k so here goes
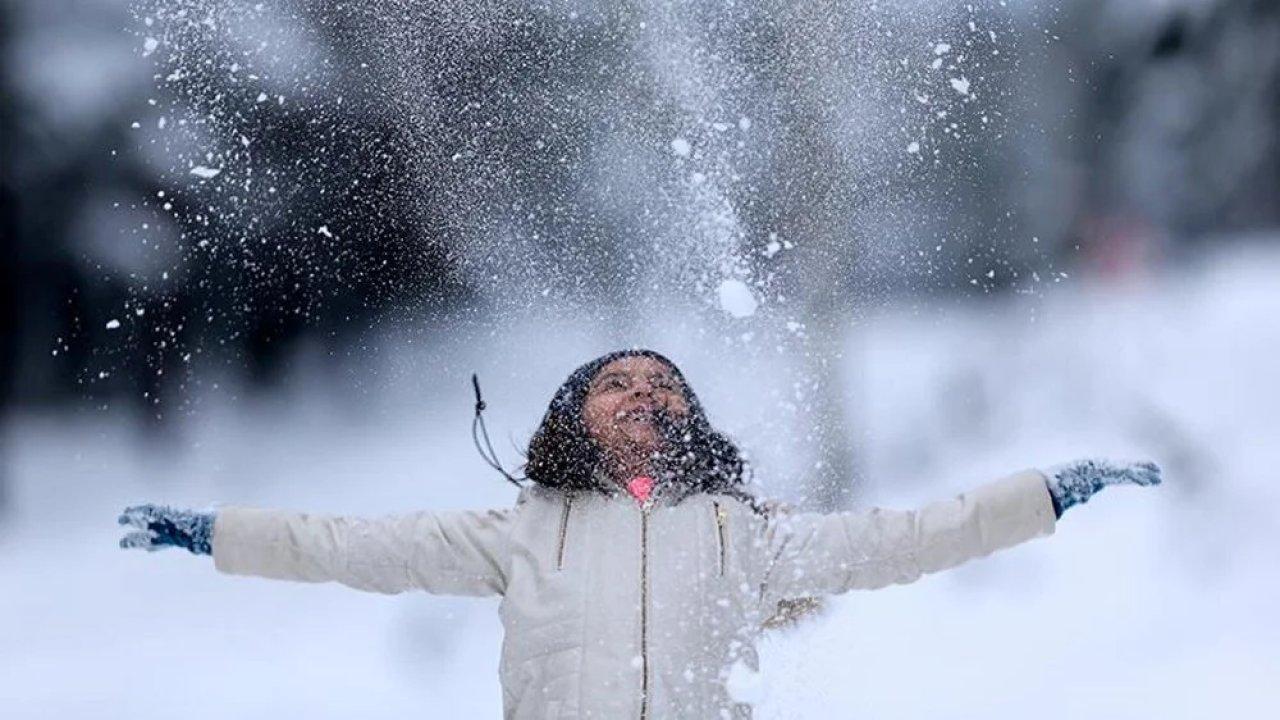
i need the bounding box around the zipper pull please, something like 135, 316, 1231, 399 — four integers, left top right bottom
713, 501, 728, 576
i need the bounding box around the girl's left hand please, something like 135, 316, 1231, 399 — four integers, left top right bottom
1042, 459, 1162, 517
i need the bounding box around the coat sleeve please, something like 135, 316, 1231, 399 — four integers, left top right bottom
211, 505, 514, 596
760, 469, 1056, 600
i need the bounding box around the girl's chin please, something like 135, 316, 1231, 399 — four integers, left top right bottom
625, 435, 661, 450
619, 429, 663, 450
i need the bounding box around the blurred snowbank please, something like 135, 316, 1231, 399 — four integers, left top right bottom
762, 245, 1280, 719
2, 244, 1277, 718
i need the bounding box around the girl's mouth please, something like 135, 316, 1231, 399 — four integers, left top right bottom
617, 405, 658, 423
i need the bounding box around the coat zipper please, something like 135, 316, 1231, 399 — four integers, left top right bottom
713, 501, 728, 577
639, 502, 651, 720
555, 495, 573, 570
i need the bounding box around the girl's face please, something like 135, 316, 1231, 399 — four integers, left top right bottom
582, 356, 691, 463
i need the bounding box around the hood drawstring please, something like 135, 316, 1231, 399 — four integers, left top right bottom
471, 373, 526, 488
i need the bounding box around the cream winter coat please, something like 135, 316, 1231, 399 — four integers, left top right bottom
212, 469, 1057, 719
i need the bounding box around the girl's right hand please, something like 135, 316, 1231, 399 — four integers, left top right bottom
118, 504, 215, 556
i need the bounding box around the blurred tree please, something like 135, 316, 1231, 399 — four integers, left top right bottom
0, 0, 15, 510
6, 0, 1277, 452
1037, 0, 1280, 266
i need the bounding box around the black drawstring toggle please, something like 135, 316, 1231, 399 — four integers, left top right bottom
471, 373, 525, 488
472, 374, 486, 414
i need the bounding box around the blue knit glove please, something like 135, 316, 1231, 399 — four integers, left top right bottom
1042, 459, 1162, 518
118, 504, 215, 556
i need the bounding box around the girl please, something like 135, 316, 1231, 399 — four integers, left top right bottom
119, 348, 1160, 719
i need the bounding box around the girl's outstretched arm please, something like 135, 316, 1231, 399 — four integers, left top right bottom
760, 459, 1160, 602
118, 503, 515, 597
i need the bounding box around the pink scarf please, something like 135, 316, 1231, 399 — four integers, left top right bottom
626, 475, 655, 504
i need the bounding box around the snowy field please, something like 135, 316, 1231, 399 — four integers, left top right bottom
2, 244, 1278, 718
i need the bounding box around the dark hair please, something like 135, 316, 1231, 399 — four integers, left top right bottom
524, 349, 753, 505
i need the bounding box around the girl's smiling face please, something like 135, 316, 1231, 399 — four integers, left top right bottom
581, 355, 691, 467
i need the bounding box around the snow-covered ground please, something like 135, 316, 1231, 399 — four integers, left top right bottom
2, 244, 1277, 718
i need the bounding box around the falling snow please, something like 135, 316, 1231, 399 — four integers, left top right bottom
717, 279, 758, 319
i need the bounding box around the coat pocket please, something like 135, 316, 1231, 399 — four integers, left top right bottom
712, 501, 729, 577
555, 495, 573, 571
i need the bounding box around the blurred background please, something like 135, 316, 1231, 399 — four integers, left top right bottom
2, 0, 1277, 717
